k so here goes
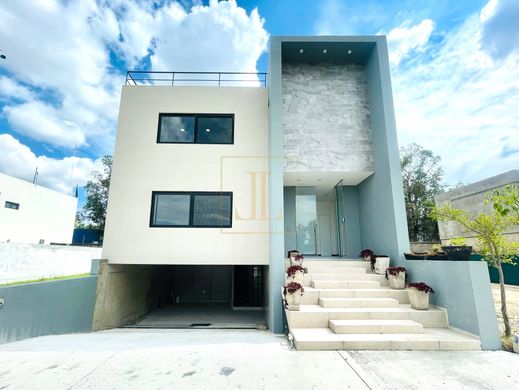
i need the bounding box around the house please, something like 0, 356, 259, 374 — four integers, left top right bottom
0, 172, 77, 245
436, 169, 519, 247
94, 36, 500, 350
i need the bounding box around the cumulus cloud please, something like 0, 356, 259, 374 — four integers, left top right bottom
0, 134, 97, 194
0, 0, 268, 193
384, 19, 434, 66
391, 5, 519, 183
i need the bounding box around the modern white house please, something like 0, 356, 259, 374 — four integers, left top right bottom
94, 36, 500, 350
0, 172, 77, 245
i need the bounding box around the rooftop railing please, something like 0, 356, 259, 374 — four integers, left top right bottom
126, 71, 268, 87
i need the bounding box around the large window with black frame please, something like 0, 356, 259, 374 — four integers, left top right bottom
157, 114, 234, 144
150, 191, 232, 228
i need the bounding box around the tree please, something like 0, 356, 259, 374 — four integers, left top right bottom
79, 155, 112, 232
400, 143, 445, 241
431, 204, 519, 337
488, 185, 519, 217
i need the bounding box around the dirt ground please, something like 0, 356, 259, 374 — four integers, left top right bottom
492, 283, 519, 336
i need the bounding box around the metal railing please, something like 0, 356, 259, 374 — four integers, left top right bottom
126, 71, 267, 87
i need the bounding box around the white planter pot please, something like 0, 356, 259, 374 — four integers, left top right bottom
285, 289, 303, 311
363, 255, 371, 262
513, 335, 519, 354
408, 287, 430, 310
291, 258, 304, 267
287, 270, 304, 284
375, 257, 390, 275
388, 272, 406, 289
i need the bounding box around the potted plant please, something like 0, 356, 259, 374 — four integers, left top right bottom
283, 282, 304, 311
404, 252, 428, 260
286, 265, 305, 284
291, 254, 304, 266
426, 244, 448, 260
359, 249, 374, 262
288, 250, 300, 261
407, 282, 435, 310
442, 237, 472, 261
385, 267, 407, 289
373, 255, 390, 274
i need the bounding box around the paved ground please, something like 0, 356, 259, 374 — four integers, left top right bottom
1, 329, 518, 390
492, 284, 519, 335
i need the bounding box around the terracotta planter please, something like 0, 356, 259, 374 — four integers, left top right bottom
285, 289, 303, 311
287, 270, 304, 284
374, 256, 390, 275
408, 287, 430, 310
388, 272, 406, 289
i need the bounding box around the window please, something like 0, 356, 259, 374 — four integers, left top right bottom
157, 114, 234, 144
150, 192, 232, 228
5, 201, 19, 210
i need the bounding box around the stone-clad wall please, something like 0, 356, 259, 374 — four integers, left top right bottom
282, 62, 374, 173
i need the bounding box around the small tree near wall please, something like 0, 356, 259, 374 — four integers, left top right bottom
431, 205, 519, 338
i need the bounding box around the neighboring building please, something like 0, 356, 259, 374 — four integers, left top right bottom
93, 36, 416, 333
436, 169, 519, 247
0, 172, 77, 245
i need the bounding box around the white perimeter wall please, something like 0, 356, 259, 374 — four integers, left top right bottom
103, 86, 269, 265
0, 173, 77, 244
0, 242, 101, 284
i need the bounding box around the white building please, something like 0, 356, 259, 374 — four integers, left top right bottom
0, 172, 77, 245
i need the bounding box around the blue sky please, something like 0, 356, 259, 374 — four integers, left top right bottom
0, 0, 518, 208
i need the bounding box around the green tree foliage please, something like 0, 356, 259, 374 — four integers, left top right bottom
487, 185, 519, 217
79, 155, 112, 232
400, 143, 445, 241
431, 204, 519, 337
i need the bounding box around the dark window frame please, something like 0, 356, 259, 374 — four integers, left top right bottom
4, 201, 20, 210
150, 191, 233, 228
157, 113, 235, 145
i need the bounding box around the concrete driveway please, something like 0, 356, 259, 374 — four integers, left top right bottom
0, 329, 518, 390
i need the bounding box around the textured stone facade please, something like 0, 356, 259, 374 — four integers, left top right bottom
282, 62, 374, 173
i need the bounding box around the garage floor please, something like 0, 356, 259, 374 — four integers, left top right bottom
131, 303, 266, 329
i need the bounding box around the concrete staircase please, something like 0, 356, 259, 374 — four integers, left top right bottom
286, 259, 481, 351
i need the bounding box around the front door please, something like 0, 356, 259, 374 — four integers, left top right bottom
335, 181, 348, 257
295, 193, 317, 255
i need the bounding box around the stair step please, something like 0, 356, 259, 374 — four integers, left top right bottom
303, 260, 368, 267
285, 305, 449, 328
329, 319, 423, 334
320, 297, 399, 308
309, 274, 386, 281
290, 328, 481, 351
306, 267, 367, 274
301, 288, 409, 305
311, 280, 381, 289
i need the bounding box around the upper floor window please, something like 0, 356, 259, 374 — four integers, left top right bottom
150, 191, 232, 228
5, 201, 20, 210
157, 114, 234, 144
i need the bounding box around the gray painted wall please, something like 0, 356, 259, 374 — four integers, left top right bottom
0, 276, 97, 344
404, 260, 501, 350
282, 62, 374, 174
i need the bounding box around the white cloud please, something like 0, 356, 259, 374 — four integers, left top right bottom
0, 76, 35, 102
0, 133, 97, 194
384, 19, 434, 66
0, 0, 268, 191
391, 4, 519, 184
480, 0, 519, 59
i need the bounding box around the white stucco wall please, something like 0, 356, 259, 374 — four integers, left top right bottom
102, 86, 269, 265
0, 173, 77, 244
0, 243, 101, 284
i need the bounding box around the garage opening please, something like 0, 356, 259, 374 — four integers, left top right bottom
131, 265, 266, 329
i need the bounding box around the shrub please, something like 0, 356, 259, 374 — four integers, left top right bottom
407, 282, 435, 294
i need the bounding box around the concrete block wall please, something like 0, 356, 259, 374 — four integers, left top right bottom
282, 62, 374, 173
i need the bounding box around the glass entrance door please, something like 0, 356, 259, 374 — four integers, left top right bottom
295, 194, 317, 255
335, 180, 348, 257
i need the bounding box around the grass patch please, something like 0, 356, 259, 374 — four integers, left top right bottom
0, 273, 90, 287
501, 334, 514, 351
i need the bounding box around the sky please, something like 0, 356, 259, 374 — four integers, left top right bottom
0, 0, 518, 207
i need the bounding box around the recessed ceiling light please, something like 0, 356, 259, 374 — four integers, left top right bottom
347, 49, 352, 55
179, 128, 185, 132
323, 49, 327, 54
206, 128, 211, 132
299, 49, 304, 54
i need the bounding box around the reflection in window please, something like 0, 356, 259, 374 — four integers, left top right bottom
196, 116, 233, 144
4, 201, 20, 210
158, 115, 195, 143
152, 194, 191, 226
